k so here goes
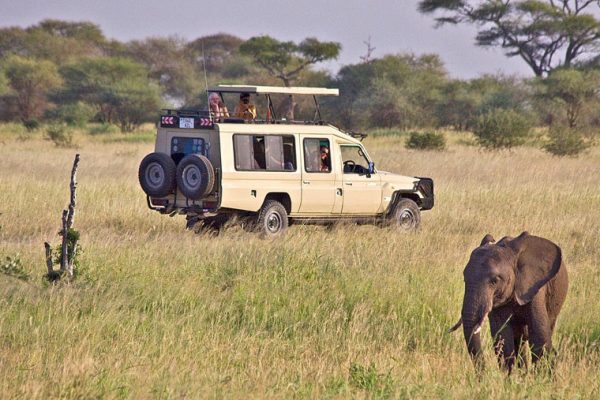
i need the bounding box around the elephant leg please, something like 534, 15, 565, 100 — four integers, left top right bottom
489, 308, 516, 372
512, 324, 528, 369
527, 298, 553, 365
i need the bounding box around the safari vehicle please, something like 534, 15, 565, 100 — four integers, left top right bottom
138, 85, 434, 237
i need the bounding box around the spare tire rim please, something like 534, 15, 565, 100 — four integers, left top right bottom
266, 211, 282, 233
399, 209, 415, 228
146, 162, 165, 189
182, 164, 202, 190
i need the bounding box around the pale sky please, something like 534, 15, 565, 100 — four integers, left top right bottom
0, 0, 531, 79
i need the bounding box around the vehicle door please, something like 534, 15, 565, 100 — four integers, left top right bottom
339, 144, 382, 214
298, 136, 341, 213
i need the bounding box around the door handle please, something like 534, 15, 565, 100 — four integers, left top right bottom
345, 182, 353, 186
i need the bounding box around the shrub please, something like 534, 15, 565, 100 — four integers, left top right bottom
0, 255, 29, 281
348, 363, 393, 397
45, 102, 95, 127
23, 119, 40, 132
473, 109, 532, 149
405, 131, 446, 151
46, 123, 74, 147
88, 123, 120, 135
544, 126, 591, 156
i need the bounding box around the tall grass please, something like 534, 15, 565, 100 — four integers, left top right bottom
0, 131, 599, 398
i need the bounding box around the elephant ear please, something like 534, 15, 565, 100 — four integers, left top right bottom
480, 234, 496, 246
509, 232, 562, 305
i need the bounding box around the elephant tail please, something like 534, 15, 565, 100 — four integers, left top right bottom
448, 317, 462, 333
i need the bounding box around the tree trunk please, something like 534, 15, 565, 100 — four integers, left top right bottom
284, 95, 295, 120
281, 77, 295, 120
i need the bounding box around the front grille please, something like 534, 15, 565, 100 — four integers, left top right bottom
417, 177, 434, 210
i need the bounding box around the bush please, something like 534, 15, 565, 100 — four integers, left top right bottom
46, 123, 74, 147
349, 363, 393, 397
473, 109, 532, 149
543, 126, 591, 156
405, 131, 446, 151
23, 119, 40, 132
45, 102, 95, 127
88, 123, 120, 135
0, 255, 29, 281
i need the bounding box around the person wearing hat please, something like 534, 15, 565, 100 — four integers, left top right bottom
234, 92, 257, 120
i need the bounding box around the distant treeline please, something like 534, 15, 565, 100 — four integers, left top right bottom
1, 19, 600, 138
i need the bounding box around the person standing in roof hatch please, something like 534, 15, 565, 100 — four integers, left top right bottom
234, 92, 257, 120
208, 92, 229, 120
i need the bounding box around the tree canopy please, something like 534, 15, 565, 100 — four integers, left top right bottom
0, 17, 599, 149
418, 0, 600, 76
240, 36, 341, 87
240, 36, 340, 118
2, 55, 62, 122
56, 57, 162, 131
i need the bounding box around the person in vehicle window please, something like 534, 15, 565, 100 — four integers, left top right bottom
234, 92, 257, 120
208, 92, 229, 120
320, 146, 330, 172
283, 144, 295, 170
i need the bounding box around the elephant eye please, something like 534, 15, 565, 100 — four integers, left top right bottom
490, 277, 499, 285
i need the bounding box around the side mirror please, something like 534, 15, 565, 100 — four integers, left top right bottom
368, 161, 375, 174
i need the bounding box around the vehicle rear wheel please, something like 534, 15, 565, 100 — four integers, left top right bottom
138, 152, 177, 197
256, 200, 288, 238
390, 198, 421, 231
176, 154, 215, 200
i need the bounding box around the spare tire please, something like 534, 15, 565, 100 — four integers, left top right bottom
176, 154, 215, 200
139, 152, 176, 197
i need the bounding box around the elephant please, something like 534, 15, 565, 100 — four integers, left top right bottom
449, 232, 568, 372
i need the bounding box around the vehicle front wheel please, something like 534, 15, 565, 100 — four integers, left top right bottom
390, 198, 421, 231
256, 200, 288, 238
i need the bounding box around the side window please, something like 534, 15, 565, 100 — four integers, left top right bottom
304, 138, 331, 173
341, 145, 370, 174
234, 134, 296, 171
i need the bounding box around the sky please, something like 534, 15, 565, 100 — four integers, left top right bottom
0, 0, 532, 79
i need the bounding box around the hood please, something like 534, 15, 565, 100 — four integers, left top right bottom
378, 170, 419, 188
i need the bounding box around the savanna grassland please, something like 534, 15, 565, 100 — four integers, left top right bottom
0, 125, 599, 399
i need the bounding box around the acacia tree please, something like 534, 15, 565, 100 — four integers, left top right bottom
3, 55, 62, 123
126, 37, 201, 106
57, 57, 162, 131
535, 68, 600, 127
240, 36, 340, 119
418, 0, 600, 76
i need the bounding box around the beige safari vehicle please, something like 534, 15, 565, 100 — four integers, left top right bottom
138, 85, 434, 237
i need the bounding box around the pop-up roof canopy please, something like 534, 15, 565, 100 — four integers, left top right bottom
208, 85, 339, 96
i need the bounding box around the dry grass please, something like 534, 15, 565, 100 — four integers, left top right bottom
0, 127, 599, 399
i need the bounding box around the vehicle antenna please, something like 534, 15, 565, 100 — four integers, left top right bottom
201, 41, 212, 122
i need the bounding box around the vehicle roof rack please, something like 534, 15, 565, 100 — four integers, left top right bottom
348, 131, 368, 141
208, 85, 339, 96
162, 109, 210, 117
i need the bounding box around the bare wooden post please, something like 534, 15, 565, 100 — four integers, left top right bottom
46, 154, 80, 279
63, 154, 80, 277
66, 154, 80, 230
60, 209, 69, 273
44, 242, 53, 275
67, 242, 78, 276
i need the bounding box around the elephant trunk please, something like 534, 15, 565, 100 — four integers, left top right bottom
461, 292, 491, 370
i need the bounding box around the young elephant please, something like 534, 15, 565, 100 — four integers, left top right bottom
449, 232, 568, 372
